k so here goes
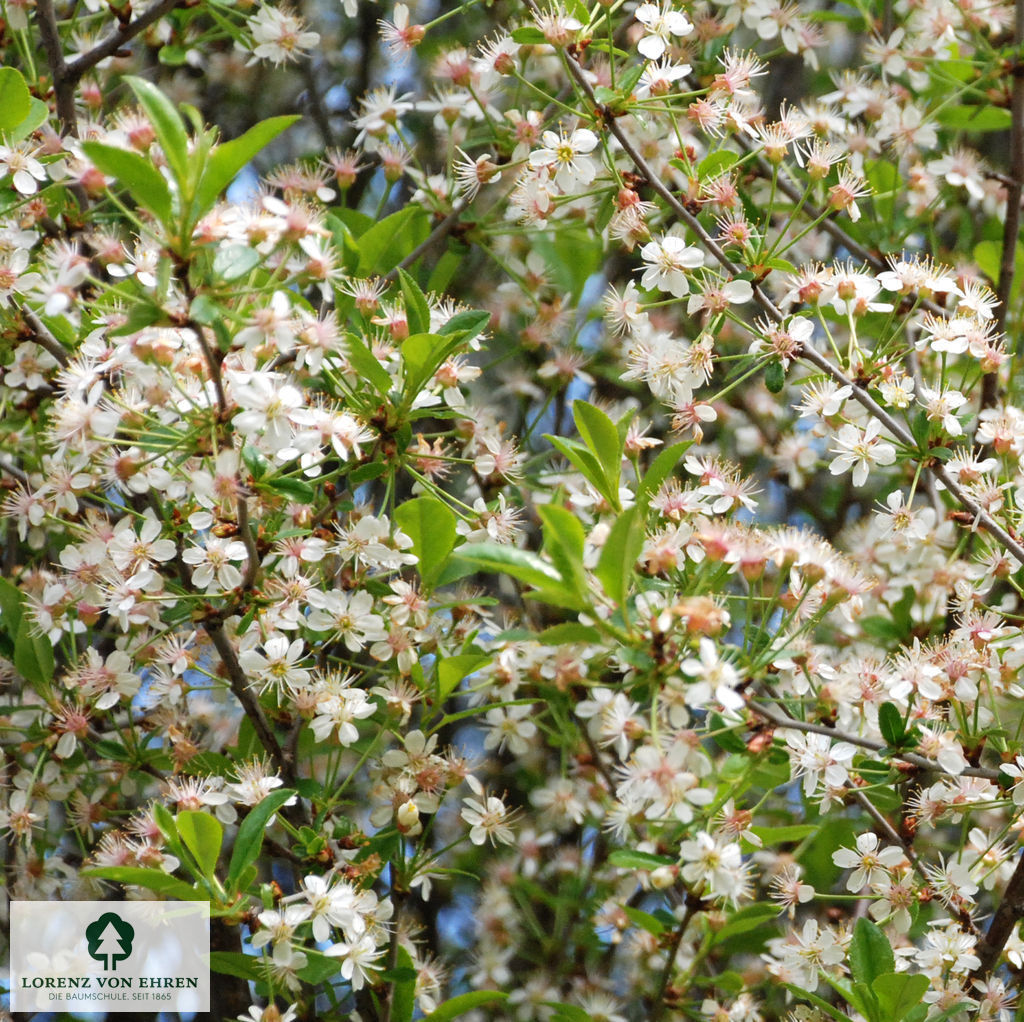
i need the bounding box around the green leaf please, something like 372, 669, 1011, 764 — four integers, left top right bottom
850, 918, 895, 988
125, 76, 191, 194
391, 946, 416, 1022
213, 243, 260, 281
227, 788, 296, 886
6, 96, 48, 143
937, 105, 1011, 131
537, 623, 602, 644
608, 849, 674, 870
748, 824, 818, 845
345, 332, 393, 398
538, 503, 587, 600
595, 506, 644, 608
437, 308, 490, 342
81, 142, 173, 226
14, 617, 54, 687
82, 866, 205, 901
195, 114, 300, 216
618, 62, 646, 97
543, 1004, 594, 1022
783, 985, 853, 1022
0, 576, 24, 637
637, 441, 691, 507
209, 951, 260, 981
872, 972, 929, 1022
455, 542, 563, 589
424, 991, 509, 1020
511, 26, 546, 43
622, 906, 666, 936
397, 267, 431, 336
437, 654, 491, 702
764, 361, 785, 393
698, 150, 738, 179
546, 435, 610, 502
878, 702, 905, 747
573, 400, 622, 501
176, 811, 223, 879
395, 496, 456, 593
357, 206, 430, 276
296, 950, 343, 984
401, 332, 464, 405
0, 67, 31, 133
261, 475, 315, 504
711, 904, 780, 945
241, 444, 269, 481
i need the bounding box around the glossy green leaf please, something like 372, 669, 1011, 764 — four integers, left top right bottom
873, 972, 929, 1022
81, 141, 173, 225
395, 496, 456, 592
850, 918, 895, 988
538, 503, 587, 600
14, 617, 54, 687
424, 991, 509, 1020
176, 811, 223, 878
391, 946, 416, 1022
6, 96, 48, 142
437, 653, 491, 702
227, 788, 297, 886
213, 243, 260, 281
195, 114, 300, 216
397, 267, 431, 336
357, 205, 430, 276
345, 332, 393, 398
608, 849, 674, 870
82, 866, 205, 901
454, 542, 563, 589
262, 475, 316, 503
0, 67, 31, 133
126, 76, 190, 193
595, 506, 644, 608
209, 951, 260, 981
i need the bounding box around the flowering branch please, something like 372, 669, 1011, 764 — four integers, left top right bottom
750, 700, 1002, 781
982, 0, 1024, 411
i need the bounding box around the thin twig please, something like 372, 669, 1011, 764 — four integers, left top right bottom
206, 623, 294, 784
64, 0, 182, 81
237, 492, 261, 591
652, 891, 702, 1021
23, 307, 70, 368
851, 789, 927, 880
750, 700, 1001, 781
0, 456, 31, 487
382, 198, 469, 285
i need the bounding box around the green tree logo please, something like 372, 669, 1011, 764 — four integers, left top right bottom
86, 912, 135, 971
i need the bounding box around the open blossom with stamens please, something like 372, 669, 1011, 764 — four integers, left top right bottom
638, 232, 705, 297
829, 420, 897, 486
634, 1, 694, 59
528, 127, 599, 191
248, 6, 320, 65
832, 833, 905, 891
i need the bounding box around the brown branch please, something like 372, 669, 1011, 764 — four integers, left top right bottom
750, 700, 1001, 781
382, 197, 469, 286
64, 0, 182, 81
974, 851, 1024, 976
23, 307, 70, 368
206, 622, 295, 785
35, 0, 75, 134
